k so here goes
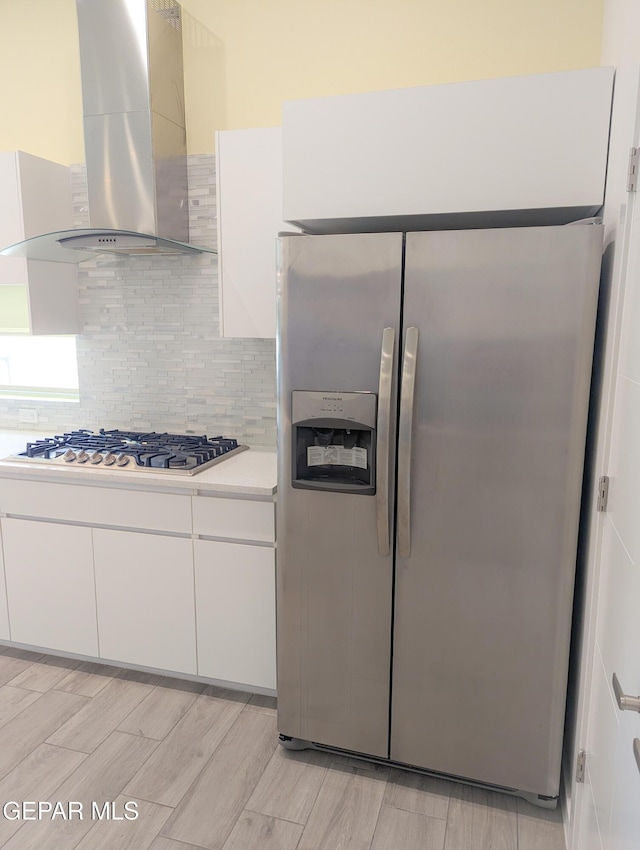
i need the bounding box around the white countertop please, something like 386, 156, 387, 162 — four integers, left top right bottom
0, 432, 277, 498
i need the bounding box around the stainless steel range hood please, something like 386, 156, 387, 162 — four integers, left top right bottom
1, 0, 214, 264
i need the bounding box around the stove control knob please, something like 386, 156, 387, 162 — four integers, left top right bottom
62, 449, 76, 463
89, 451, 103, 465
102, 453, 117, 466
75, 450, 90, 464
115, 453, 130, 467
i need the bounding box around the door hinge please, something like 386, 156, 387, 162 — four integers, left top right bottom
576, 749, 587, 783
597, 475, 609, 512
627, 147, 639, 192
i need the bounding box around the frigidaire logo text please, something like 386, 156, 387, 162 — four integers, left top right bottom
322, 396, 343, 401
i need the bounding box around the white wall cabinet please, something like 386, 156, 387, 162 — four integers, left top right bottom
0, 523, 10, 641
1, 517, 97, 655
0, 151, 79, 334
282, 67, 615, 234
216, 127, 298, 339
194, 539, 276, 690
93, 528, 197, 675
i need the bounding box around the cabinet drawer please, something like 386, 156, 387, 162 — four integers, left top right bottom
192, 495, 275, 543
0, 479, 191, 534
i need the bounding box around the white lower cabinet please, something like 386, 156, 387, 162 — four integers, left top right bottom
0, 484, 276, 691
1, 517, 97, 655
194, 539, 276, 690
0, 523, 10, 640
93, 528, 197, 675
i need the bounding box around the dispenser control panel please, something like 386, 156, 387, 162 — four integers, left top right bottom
291, 391, 377, 429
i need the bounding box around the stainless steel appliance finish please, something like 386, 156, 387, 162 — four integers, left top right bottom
11, 430, 247, 476
77, 0, 188, 241
276, 225, 603, 804
277, 232, 403, 757
0, 0, 213, 264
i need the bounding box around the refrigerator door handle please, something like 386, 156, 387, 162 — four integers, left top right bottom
376, 327, 395, 556
398, 327, 419, 559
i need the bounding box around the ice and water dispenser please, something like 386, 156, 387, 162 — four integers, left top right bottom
291, 391, 376, 494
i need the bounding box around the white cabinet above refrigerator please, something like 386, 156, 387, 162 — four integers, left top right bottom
282, 67, 615, 234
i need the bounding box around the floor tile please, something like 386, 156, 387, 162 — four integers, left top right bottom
74, 795, 173, 850
517, 798, 565, 850
3, 731, 159, 850
125, 686, 249, 807
247, 745, 331, 824
149, 837, 206, 850
46, 674, 155, 752
0, 684, 42, 727
222, 810, 303, 850
161, 711, 278, 849
371, 805, 447, 850
0, 743, 87, 845
118, 677, 204, 740
0, 689, 87, 779
0, 647, 45, 686
54, 660, 120, 697
6, 654, 82, 693
296, 762, 388, 850
444, 784, 518, 850
383, 767, 452, 819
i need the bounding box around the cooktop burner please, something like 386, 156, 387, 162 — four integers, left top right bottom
13, 429, 248, 475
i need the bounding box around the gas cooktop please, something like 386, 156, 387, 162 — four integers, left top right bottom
11, 429, 248, 475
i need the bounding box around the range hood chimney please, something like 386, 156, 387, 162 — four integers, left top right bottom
1, 0, 213, 264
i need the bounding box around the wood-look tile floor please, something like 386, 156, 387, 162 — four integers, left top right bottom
0, 646, 565, 849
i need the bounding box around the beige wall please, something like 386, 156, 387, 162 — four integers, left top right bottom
0, 0, 82, 164
1, 0, 604, 164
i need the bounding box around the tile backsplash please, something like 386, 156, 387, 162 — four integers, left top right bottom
0, 155, 277, 449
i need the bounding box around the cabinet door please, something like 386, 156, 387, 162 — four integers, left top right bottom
216, 126, 298, 338
93, 529, 196, 675
0, 522, 10, 640
194, 539, 276, 690
0, 151, 79, 334
282, 67, 614, 232
2, 517, 97, 654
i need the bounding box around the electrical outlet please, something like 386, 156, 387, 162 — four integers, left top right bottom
18, 408, 38, 424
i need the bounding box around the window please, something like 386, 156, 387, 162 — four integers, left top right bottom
0, 336, 79, 401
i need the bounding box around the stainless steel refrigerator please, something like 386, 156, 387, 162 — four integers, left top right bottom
275, 224, 603, 806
